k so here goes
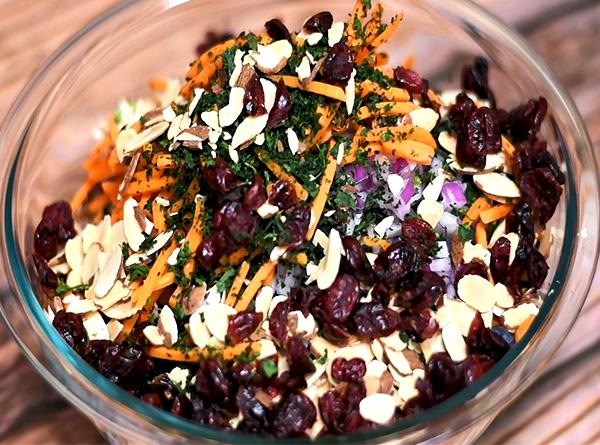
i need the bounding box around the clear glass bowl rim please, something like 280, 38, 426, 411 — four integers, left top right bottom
0, 0, 598, 443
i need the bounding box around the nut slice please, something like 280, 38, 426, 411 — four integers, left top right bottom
252, 40, 293, 74
83, 311, 109, 341
202, 303, 237, 342
457, 274, 496, 312
473, 172, 521, 198
359, 394, 396, 425
157, 305, 178, 347
122, 121, 169, 155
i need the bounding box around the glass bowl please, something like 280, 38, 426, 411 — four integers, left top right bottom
0, 0, 598, 444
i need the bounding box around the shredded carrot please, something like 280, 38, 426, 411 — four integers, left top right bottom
357, 101, 420, 120
479, 204, 515, 225
285, 252, 308, 267
70, 179, 95, 212
186, 198, 205, 252
185, 39, 237, 79
219, 247, 250, 267
372, 139, 435, 165
515, 315, 535, 342
125, 171, 175, 196
256, 150, 309, 201
346, 0, 369, 41
360, 80, 409, 102
502, 135, 516, 159
234, 261, 277, 311
154, 272, 176, 291
108, 113, 120, 142
225, 261, 250, 306
116, 314, 139, 343
154, 153, 175, 169
147, 342, 259, 363
342, 127, 366, 165
403, 53, 415, 70
366, 125, 436, 148
311, 105, 337, 146
475, 221, 488, 248
463, 197, 492, 227
132, 243, 178, 310
370, 13, 403, 49
269, 75, 346, 102
306, 153, 338, 240
152, 200, 167, 232
149, 78, 167, 92
87, 193, 110, 215
362, 236, 391, 251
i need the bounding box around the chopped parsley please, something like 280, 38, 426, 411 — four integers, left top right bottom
262, 359, 278, 378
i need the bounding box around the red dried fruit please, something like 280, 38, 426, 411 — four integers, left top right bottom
370, 282, 391, 306
32, 252, 58, 290
401, 218, 437, 251
353, 303, 400, 338
448, 92, 477, 134
272, 392, 317, 437
142, 392, 164, 408
514, 139, 565, 185
461, 56, 496, 108
243, 175, 267, 211
393, 66, 425, 95
276, 370, 307, 393
454, 258, 488, 288
289, 285, 319, 317
196, 229, 234, 269
52, 310, 86, 348
269, 300, 289, 344
396, 271, 445, 312
519, 167, 562, 224
243, 74, 267, 116
280, 206, 311, 248
230, 362, 255, 385
227, 311, 263, 344
374, 238, 426, 283
265, 18, 291, 40
466, 312, 510, 360
212, 201, 258, 244
319, 274, 361, 324
319, 381, 366, 433
172, 393, 193, 418
489, 237, 510, 284
267, 78, 292, 128
33, 200, 76, 260
321, 322, 352, 345
202, 157, 240, 193
457, 107, 501, 168
508, 97, 547, 143
268, 179, 298, 210
331, 357, 366, 383
286, 336, 316, 376
322, 43, 354, 84
341, 236, 373, 283
195, 359, 234, 404
236, 387, 269, 431
195, 31, 234, 56
505, 202, 535, 245
303, 11, 333, 33
397, 309, 438, 342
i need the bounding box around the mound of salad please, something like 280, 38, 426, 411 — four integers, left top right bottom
32, 0, 564, 438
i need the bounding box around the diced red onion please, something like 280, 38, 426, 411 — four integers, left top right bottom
429, 257, 452, 275
347, 164, 367, 183
391, 158, 408, 173
400, 180, 415, 204
438, 212, 460, 234
441, 181, 467, 209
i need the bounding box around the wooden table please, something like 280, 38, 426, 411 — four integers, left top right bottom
0, 1, 598, 443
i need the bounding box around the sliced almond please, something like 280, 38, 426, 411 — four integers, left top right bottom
386, 348, 412, 375
122, 121, 169, 155
123, 198, 145, 252
345, 69, 356, 115
218, 87, 246, 127
146, 230, 173, 256
82, 224, 100, 253
95, 280, 131, 310
183, 283, 207, 315
288, 310, 317, 339
252, 40, 293, 74
143, 325, 165, 346
422, 175, 446, 202
117, 152, 141, 200
457, 274, 496, 312
396, 373, 421, 401
260, 78, 277, 112
327, 22, 344, 46
116, 128, 139, 163
202, 303, 237, 342
438, 131, 457, 154
94, 245, 122, 299
374, 215, 395, 238
493, 282, 515, 309
81, 242, 102, 284
442, 324, 468, 362
189, 311, 211, 348
286, 128, 300, 155
378, 333, 407, 352
231, 114, 269, 150
503, 303, 539, 329
473, 172, 521, 198
489, 219, 507, 247
387, 174, 405, 198
65, 298, 97, 314
435, 298, 476, 337
365, 360, 388, 378
255, 286, 274, 319
258, 338, 278, 360
101, 298, 138, 320
157, 305, 178, 347
420, 333, 446, 362
296, 56, 311, 85
307, 228, 343, 290
463, 241, 491, 266
406, 108, 439, 132
83, 311, 109, 341
359, 393, 396, 424
106, 319, 124, 341
416, 199, 444, 228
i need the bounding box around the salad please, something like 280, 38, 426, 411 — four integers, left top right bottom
32, 0, 564, 438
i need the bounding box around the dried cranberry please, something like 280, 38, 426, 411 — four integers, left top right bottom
213, 201, 258, 244
514, 139, 565, 185
171, 394, 193, 418
97, 342, 155, 392
286, 336, 315, 376
397, 310, 438, 342
227, 311, 263, 344
195, 359, 234, 405
267, 79, 292, 128
321, 322, 352, 345
265, 18, 290, 40
353, 303, 400, 338
506, 202, 535, 245
489, 237, 510, 283
303, 11, 333, 34
520, 167, 562, 224
454, 258, 488, 288
396, 271, 445, 312
322, 43, 354, 84
276, 370, 307, 393
81, 340, 114, 369
280, 206, 311, 248
230, 362, 255, 385
272, 392, 317, 437
33, 201, 76, 260
331, 357, 366, 383
319, 274, 360, 324
466, 312, 510, 361
142, 392, 164, 408
512, 241, 548, 289
457, 107, 501, 168
508, 97, 547, 143
269, 300, 289, 344
461, 354, 495, 384
243, 175, 267, 211
374, 238, 426, 283
196, 229, 233, 269
289, 285, 319, 317
52, 310, 86, 348
414, 352, 465, 408
461, 56, 496, 108
237, 387, 270, 430
202, 157, 239, 193
268, 179, 297, 210
341, 236, 373, 283
370, 282, 391, 306
148, 374, 178, 402
32, 252, 58, 290
401, 218, 437, 251
448, 92, 477, 133
243, 74, 267, 116
195, 31, 234, 56
394, 67, 425, 95
319, 382, 366, 433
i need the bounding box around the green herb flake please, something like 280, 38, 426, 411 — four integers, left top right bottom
262, 359, 278, 378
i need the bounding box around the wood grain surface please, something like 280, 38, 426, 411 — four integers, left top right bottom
0, 1, 598, 444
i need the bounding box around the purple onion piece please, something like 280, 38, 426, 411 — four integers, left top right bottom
441, 181, 467, 208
